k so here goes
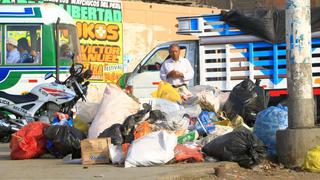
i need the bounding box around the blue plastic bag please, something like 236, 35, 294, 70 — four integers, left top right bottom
196, 111, 216, 135
253, 104, 288, 155
52, 116, 74, 127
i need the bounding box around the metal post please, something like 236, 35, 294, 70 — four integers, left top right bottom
286, 0, 314, 128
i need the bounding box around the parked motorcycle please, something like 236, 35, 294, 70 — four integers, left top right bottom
0, 63, 92, 142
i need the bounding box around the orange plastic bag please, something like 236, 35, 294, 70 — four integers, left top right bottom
134, 121, 152, 140
10, 122, 50, 160
174, 144, 204, 162
122, 143, 130, 159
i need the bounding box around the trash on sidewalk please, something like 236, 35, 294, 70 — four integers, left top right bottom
76, 102, 99, 124
253, 104, 288, 156
98, 124, 124, 145
80, 138, 111, 165
88, 84, 140, 138
196, 111, 217, 136
73, 116, 89, 134
52, 112, 73, 126
151, 81, 183, 104
223, 79, 269, 127
177, 131, 198, 144
109, 144, 124, 164
10, 122, 50, 160
44, 125, 86, 158
196, 125, 233, 147
62, 154, 82, 164
174, 144, 204, 162
302, 145, 320, 172
202, 129, 267, 168
134, 121, 152, 140
125, 131, 177, 168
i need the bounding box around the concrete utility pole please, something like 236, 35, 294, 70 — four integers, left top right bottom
277, 0, 320, 167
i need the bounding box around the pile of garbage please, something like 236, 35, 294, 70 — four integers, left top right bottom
6, 79, 291, 169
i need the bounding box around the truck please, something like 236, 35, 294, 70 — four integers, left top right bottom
0, 3, 80, 94
121, 12, 320, 107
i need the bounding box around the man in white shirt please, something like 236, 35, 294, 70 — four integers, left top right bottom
6, 38, 20, 64
160, 44, 194, 99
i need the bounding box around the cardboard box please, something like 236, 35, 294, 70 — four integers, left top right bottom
81, 138, 111, 165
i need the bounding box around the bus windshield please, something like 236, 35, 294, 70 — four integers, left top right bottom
58, 24, 80, 61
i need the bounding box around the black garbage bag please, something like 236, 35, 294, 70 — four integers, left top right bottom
98, 124, 124, 145
121, 103, 152, 144
243, 80, 269, 126
148, 110, 166, 124
221, 7, 320, 44
44, 125, 86, 158
202, 130, 267, 168
223, 79, 269, 126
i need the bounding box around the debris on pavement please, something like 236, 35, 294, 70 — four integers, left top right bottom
3, 79, 306, 173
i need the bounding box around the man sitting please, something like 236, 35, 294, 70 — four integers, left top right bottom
6, 38, 20, 64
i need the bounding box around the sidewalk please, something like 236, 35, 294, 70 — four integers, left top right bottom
1, 143, 320, 180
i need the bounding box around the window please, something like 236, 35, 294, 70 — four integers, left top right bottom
0, 26, 2, 64
142, 47, 186, 72
58, 24, 80, 61
5, 25, 41, 64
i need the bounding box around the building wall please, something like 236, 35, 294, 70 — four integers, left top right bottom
122, 1, 216, 72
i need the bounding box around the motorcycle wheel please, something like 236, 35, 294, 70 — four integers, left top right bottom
0, 135, 11, 143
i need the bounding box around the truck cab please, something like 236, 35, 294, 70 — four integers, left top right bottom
125, 40, 198, 98
123, 12, 320, 102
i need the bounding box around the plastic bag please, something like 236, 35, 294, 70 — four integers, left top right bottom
196, 125, 233, 147
44, 125, 86, 158
88, 84, 140, 138
190, 85, 220, 112
221, 8, 320, 44
302, 145, 320, 172
98, 124, 124, 145
151, 81, 182, 104
174, 144, 204, 162
76, 102, 99, 123
253, 104, 288, 155
10, 122, 50, 160
151, 105, 201, 133
140, 98, 182, 114
177, 131, 199, 144
122, 103, 151, 137
134, 121, 152, 140
202, 130, 266, 168
125, 131, 177, 168
223, 79, 268, 126
109, 144, 124, 164
196, 111, 217, 135
52, 112, 73, 126
73, 116, 89, 134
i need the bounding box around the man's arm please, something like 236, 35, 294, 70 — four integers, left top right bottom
160, 62, 167, 81
183, 59, 194, 81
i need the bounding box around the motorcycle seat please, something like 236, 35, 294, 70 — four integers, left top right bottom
0, 91, 38, 104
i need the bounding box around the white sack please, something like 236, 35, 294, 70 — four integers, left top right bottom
109, 144, 124, 164
139, 98, 182, 114
88, 84, 140, 138
125, 131, 177, 168
76, 102, 99, 123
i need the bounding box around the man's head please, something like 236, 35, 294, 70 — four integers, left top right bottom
18, 38, 30, 53
6, 38, 18, 52
169, 44, 180, 61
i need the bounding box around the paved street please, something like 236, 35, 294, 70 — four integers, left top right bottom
1, 143, 320, 180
